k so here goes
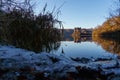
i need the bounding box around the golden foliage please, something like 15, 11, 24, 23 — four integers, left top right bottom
93, 16, 120, 36
93, 36, 120, 55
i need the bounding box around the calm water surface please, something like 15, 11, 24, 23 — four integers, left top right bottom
54, 41, 113, 59
52, 36, 120, 59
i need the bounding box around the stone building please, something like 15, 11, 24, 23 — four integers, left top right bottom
72, 27, 81, 42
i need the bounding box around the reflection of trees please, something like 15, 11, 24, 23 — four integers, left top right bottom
43, 42, 61, 53
93, 36, 120, 55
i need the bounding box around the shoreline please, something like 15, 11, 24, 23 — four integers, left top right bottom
0, 45, 120, 80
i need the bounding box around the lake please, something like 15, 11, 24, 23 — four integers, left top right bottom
51, 36, 120, 59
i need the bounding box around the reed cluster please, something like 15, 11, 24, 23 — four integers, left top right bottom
0, 1, 63, 52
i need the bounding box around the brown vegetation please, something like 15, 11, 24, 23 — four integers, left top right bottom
92, 0, 120, 36
92, 16, 120, 36
93, 36, 120, 55
0, 0, 63, 52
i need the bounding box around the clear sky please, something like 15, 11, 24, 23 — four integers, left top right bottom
33, 0, 114, 29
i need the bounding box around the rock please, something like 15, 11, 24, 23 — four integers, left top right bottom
71, 57, 90, 63
17, 75, 27, 80
48, 56, 60, 63
0, 68, 9, 77
108, 75, 120, 80
19, 65, 35, 73
34, 72, 46, 80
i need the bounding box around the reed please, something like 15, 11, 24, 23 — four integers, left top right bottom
0, 4, 63, 52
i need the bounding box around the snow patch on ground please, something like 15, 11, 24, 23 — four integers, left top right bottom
0, 45, 120, 80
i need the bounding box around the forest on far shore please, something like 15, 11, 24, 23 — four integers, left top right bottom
92, 0, 120, 36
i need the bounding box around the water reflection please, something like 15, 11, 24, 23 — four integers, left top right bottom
64, 33, 120, 56
42, 42, 61, 53
54, 35, 120, 58
63, 34, 92, 42
1, 40, 61, 53
93, 36, 120, 55
72, 35, 92, 43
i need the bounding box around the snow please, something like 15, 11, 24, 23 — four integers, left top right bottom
0, 45, 120, 79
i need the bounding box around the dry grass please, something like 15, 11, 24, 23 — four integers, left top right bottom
0, 6, 63, 52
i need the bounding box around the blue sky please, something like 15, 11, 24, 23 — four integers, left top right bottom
33, 0, 114, 29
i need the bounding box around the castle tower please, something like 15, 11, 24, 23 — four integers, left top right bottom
72, 27, 81, 42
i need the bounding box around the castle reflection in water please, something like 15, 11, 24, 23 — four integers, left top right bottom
63, 36, 92, 42
62, 28, 92, 42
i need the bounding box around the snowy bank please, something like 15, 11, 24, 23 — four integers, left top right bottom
0, 45, 120, 80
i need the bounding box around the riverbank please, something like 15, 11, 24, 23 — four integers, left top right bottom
0, 45, 120, 80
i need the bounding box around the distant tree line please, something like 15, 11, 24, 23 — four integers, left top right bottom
0, 0, 63, 52
92, 0, 120, 36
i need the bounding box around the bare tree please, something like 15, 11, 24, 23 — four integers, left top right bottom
110, 0, 120, 16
